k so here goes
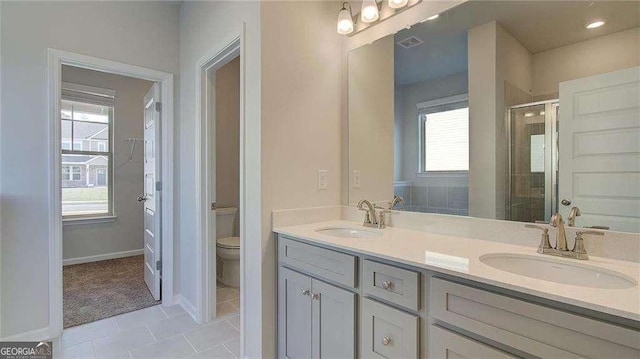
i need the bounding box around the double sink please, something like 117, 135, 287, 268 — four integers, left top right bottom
315, 226, 637, 290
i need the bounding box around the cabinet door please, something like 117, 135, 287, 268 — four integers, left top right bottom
279, 267, 313, 359
429, 325, 518, 359
311, 279, 356, 359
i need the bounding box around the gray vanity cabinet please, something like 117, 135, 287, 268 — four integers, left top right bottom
278, 266, 356, 359
428, 325, 517, 359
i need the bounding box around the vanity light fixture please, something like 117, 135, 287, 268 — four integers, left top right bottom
388, 0, 409, 10
337, 0, 422, 36
361, 0, 380, 23
586, 19, 606, 29
337, 2, 355, 35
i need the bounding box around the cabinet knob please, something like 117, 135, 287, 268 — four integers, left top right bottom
310, 293, 319, 300
381, 281, 393, 290
381, 336, 391, 346
301, 289, 310, 296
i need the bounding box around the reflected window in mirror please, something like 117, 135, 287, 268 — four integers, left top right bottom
419, 97, 469, 173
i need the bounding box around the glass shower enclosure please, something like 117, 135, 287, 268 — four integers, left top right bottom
507, 100, 559, 223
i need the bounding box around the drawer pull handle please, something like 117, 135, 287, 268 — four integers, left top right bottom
381, 336, 391, 346
301, 289, 310, 296
310, 293, 319, 300
381, 281, 393, 290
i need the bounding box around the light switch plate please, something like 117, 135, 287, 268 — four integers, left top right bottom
317, 170, 328, 190
353, 170, 361, 188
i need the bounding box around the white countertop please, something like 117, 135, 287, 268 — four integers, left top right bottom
274, 220, 640, 322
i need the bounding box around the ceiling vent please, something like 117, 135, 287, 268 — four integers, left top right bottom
397, 35, 424, 49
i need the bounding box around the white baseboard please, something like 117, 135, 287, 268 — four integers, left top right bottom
0, 327, 51, 342
63, 249, 144, 266
175, 294, 199, 323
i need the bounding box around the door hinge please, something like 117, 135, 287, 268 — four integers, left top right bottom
155, 102, 162, 112
156, 260, 162, 271
211, 202, 217, 210
156, 181, 162, 191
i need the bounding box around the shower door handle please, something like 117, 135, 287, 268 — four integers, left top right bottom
561, 199, 571, 206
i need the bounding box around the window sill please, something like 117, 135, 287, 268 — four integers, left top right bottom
417, 171, 468, 178
63, 216, 117, 226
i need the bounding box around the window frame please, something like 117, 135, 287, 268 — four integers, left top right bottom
417, 94, 469, 174
60, 85, 115, 219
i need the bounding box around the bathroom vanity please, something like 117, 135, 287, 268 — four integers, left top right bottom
274, 221, 640, 359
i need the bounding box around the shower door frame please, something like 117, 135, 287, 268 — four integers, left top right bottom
507, 99, 559, 222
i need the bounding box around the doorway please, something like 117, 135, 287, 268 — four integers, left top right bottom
48, 49, 175, 338
195, 39, 242, 324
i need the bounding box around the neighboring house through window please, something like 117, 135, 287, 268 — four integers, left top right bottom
61, 82, 115, 218
418, 94, 469, 172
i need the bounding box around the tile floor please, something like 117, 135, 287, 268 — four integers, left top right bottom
53, 287, 241, 359
216, 283, 240, 318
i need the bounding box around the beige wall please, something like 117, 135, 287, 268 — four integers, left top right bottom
468, 21, 532, 220
532, 27, 640, 97
261, 1, 344, 356
348, 36, 395, 205
468, 21, 499, 219
61, 66, 153, 261
215, 57, 240, 213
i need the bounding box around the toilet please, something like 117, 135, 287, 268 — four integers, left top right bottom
216, 207, 240, 287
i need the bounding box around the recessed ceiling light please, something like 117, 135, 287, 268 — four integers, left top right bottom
426, 14, 439, 21
524, 112, 535, 118
586, 19, 606, 29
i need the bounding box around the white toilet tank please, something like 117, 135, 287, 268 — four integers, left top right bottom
216, 207, 238, 239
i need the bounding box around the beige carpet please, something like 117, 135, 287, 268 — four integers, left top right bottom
63, 255, 159, 328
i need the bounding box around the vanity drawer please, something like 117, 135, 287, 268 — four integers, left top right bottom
361, 297, 419, 359
362, 259, 420, 311
429, 277, 640, 358
278, 236, 357, 288
429, 325, 517, 359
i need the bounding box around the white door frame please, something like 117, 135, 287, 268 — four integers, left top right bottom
47, 49, 175, 338
195, 35, 242, 324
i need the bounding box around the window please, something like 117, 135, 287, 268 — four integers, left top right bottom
61, 83, 114, 218
419, 96, 469, 172
62, 166, 81, 181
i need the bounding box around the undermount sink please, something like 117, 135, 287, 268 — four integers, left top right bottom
480, 253, 637, 289
315, 227, 382, 238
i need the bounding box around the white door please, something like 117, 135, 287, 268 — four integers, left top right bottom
558, 66, 640, 232
142, 83, 162, 300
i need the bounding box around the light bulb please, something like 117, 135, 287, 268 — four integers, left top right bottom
388, 0, 408, 9
586, 19, 606, 29
361, 0, 379, 23
337, 6, 354, 35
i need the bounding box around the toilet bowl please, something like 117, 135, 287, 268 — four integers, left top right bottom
216, 207, 240, 287
216, 236, 240, 287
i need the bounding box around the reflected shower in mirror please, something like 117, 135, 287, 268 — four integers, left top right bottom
348, 0, 640, 232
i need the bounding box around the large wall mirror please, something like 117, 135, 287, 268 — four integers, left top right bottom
348, 0, 640, 233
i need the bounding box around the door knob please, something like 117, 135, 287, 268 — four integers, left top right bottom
561, 199, 571, 206
137, 195, 148, 202
301, 289, 310, 296
381, 336, 391, 346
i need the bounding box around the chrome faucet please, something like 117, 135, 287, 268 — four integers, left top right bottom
389, 195, 404, 210
525, 213, 604, 260
568, 207, 581, 227
550, 213, 568, 251
357, 199, 378, 228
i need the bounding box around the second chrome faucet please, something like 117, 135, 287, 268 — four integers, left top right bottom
526, 213, 603, 260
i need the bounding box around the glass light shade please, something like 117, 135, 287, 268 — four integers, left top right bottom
337, 8, 354, 35
388, 0, 408, 9
361, 0, 380, 23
